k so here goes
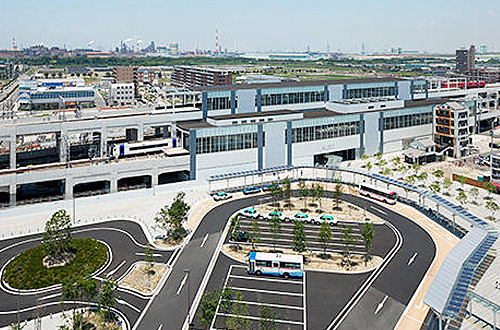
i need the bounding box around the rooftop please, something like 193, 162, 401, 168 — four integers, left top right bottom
194, 77, 408, 92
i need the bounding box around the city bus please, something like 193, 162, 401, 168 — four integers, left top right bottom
359, 183, 398, 204
247, 252, 304, 279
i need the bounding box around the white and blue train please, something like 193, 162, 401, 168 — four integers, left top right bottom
247, 252, 304, 279
111, 138, 179, 159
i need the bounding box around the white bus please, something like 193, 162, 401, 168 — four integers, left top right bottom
359, 183, 398, 204
247, 252, 304, 279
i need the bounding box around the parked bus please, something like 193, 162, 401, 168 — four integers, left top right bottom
247, 252, 304, 279
359, 183, 398, 204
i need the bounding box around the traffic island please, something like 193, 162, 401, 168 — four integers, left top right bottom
2, 238, 108, 290
119, 261, 168, 295
221, 244, 383, 273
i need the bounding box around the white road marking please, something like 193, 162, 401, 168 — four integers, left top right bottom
228, 286, 303, 297
200, 233, 209, 248
229, 274, 302, 285
223, 299, 303, 310
106, 260, 126, 278
156, 325, 163, 330
176, 273, 188, 295
134, 253, 163, 257
374, 295, 388, 314
117, 298, 141, 313
37, 292, 61, 301
370, 206, 387, 216
217, 313, 304, 325
407, 252, 418, 266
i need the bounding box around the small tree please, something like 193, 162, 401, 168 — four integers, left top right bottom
282, 177, 292, 208
361, 223, 375, 266
309, 183, 317, 207
292, 221, 306, 253
484, 181, 497, 199
366, 161, 373, 173
486, 201, 499, 221
429, 182, 441, 194
417, 172, 428, 186
98, 279, 117, 322
469, 187, 480, 205
9, 323, 24, 330
259, 303, 277, 330
318, 222, 332, 258
443, 178, 453, 195
456, 190, 468, 208
433, 169, 444, 179
381, 167, 392, 176
226, 291, 251, 330
145, 243, 154, 275
374, 152, 383, 164
457, 175, 466, 190
269, 215, 282, 252
299, 180, 309, 209
316, 184, 324, 210
391, 156, 401, 167
333, 183, 343, 210
249, 219, 260, 250
43, 209, 72, 260
269, 183, 282, 207
219, 287, 234, 314
341, 225, 357, 268
198, 288, 219, 328
412, 162, 421, 174
155, 192, 190, 241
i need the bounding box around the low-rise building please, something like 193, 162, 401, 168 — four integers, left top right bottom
110, 83, 134, 106
433, 101, 471, 158
171, 66, 232, 89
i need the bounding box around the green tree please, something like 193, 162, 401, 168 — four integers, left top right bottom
9, 323, 24, 330
333, 183, 343, 210
269, 215, 282, 252
249, 219, 261, 250
433, 169, 444, 178
366, 161, 373, 173
361, 222, 375, 265
381, 167, 392, 176
42, 209, 72, 260
442, 178, 453, 195
282, 177, 292, 208
309, 183, 317, 206
411, 162, 421, 173
486, 201, 499, 221
61, 277, 98, 328
292, 221, 306, 253
259, 303, 277, 330
154, 192, 190, 240
484, 181, 497, 199
318, 222, 332, 258
298, 180, 309, 209
417, 172, 428, 185
457, 175, 466, 190
269, 183, 282, 207
429, 182, 441, 194
469, 187, 480, 205
391, 156, 401, 167
315, 184, 324, 210
98, 279, 117, 322
198, 288, 219, 328
219, 287, 234, 314
226, 291, 251, 330
145, 243, 154, 275
341, 225, 357, 268
456, 190, 468, 208
374, 152, 383, 163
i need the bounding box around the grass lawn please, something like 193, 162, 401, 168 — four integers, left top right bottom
3, 238, 108, 290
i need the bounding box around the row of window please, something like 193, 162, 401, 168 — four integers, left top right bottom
207, 96, 234, 111
255, 261, 301, 269
31, 91, 95, 100
291, 121, 361, 143
346, 87, 395, 99
195, 132, 263, 154
383, 112, 432, 130
260, 90, 328, 106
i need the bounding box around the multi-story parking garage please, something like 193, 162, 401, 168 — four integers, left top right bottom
1, 78, 500, 206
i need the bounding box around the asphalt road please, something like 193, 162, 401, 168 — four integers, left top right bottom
0, 220, 172, 328
189, 193, 435, 330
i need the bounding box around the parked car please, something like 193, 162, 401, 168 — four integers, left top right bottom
232, 230, 249, 242
242, 186, 261, 195
261, 183, 280, 192
264, 210, 285, 221
239, 207, 260, 219
291, 212, 312, 223
314, 214, 337, 226
213, 191, 232, 201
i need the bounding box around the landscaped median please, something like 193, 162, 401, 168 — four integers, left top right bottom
3, 238, 108, 290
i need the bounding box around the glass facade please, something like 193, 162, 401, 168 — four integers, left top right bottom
195, 124, 262, 154
206, 91, 234, 111
346, 86, 395, 99
260, 86, 328, 106
290, 114, 361, 143
383, 106, 433, 130
31, 90, 95, 100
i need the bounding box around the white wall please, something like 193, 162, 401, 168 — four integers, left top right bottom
292, 135, 360, 166
196, 149, 257, 181
384, 124, 432, 153
263, 121, 287, 168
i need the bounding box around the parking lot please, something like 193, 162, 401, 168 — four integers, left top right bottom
212, 264, 306, 330
234, 215, 369, 255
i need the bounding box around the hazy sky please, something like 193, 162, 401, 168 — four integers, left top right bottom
1, 0, 499, 53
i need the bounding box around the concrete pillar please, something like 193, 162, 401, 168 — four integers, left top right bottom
9, 184, 16, 206
152, 174, 158, 186
100, 127, 108, 158
137, 123, 144, 142
9, 135, 16, 169
154, 127, 161, 137
59, 130, 67, 163
110, 177, 118, 193
163, 126, 169, 138
65, 179, 73, 199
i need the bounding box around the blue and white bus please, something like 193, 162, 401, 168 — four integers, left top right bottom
247, 252, 304, 279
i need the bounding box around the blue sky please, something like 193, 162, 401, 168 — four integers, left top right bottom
1, 0, 499, 53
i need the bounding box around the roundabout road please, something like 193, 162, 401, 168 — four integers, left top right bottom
0, 220, 173, 328
136, 192, 436, 330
